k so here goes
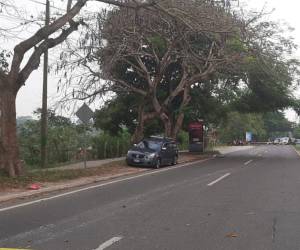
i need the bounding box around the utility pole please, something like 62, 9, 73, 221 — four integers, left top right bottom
41, 0, 50, 168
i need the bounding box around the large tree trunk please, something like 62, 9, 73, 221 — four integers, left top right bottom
163, 84, 191, 140
132, 105, 145, 143
0, 84, 24, 177
171, 113, 185, 139
171, 85, 191, 139
132, 104, 156, 143
162, 114, 173, 138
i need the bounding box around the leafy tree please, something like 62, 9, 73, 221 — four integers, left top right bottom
262, 112, 293, 139
18, 110, 83, 166
60, 0, 299, 144
60, 0, 247, 141
218, 112, 266, 143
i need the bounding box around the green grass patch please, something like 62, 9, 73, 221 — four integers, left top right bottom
294, 145, 300, 153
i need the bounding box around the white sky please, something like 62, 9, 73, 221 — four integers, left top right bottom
1, 0, 300, 121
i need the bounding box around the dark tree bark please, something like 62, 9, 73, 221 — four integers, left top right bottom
132, 103, 156, 143
0, 78, 24, 177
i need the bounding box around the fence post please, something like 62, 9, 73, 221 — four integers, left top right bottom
117, 140, 120, 157
104, 141, 107, 159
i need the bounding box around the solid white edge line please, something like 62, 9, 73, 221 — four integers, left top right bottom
207, 173, 231, 186
244, 159, 253, 166
94, 236, 123, 250
0, 158, 212, 213
292, 145, 300, 158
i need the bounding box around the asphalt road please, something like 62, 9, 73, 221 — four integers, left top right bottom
1, 145, 300, 250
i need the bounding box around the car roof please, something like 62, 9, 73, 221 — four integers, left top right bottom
145, 136, 175, 143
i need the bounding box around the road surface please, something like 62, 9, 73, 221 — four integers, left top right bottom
1, 145, 300, 250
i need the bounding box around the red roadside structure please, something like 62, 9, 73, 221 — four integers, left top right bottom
188, 121, 204, 152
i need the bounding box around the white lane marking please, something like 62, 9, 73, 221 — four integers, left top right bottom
207, 173, 231, 186
0, 158, 212, 213
94, 236, 123, 250
244, 160, 253, 166
293, 145, 300, 158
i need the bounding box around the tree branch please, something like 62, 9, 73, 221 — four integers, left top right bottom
163, 66, 188, 107
10, 0, 158, 78
94, 0, 157, 9
18, 22, 80, 88
10, 0, 87, 78
112, 78, 147, 96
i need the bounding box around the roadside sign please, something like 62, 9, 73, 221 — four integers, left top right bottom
75, 103, 94, 124
246, 132, 252, 142
75, 103, 94, 168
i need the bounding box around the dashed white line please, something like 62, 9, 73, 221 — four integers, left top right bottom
207, 173, 231, 186
94, 236, 123, 250
244, 160, 253, 166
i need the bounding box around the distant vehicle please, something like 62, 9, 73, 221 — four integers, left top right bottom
279, 137, 289, 145
273, 138, 280, 145
126, 136, 179, 169
295, 139, 300, 145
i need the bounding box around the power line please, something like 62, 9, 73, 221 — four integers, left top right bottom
26, 0, 74, 13
26, 0, 96, 15
0, 13, 41, 23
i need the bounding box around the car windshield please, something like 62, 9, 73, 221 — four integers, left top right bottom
136, 140, 162, 151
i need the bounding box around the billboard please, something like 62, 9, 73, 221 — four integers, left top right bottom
246, 132, 252, 142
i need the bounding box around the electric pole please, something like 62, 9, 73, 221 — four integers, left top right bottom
41, 0, 50, 168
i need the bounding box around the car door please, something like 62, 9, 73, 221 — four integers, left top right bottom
170, 142, 177, 158
160, 143, 170, 165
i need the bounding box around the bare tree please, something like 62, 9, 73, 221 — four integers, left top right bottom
58, 0, 299, 143
0, 0, 157, 177
60, 0, 243, 140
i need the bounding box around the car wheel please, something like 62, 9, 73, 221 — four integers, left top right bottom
155, 159, 161, 169
172, 155, 178, 165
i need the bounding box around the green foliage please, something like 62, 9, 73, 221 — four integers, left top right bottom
18, 120, 41, 166
218, 111, 294, 143
18, 117, 83, 167
18, 110, 130, 166
147, 35, 167, 58
218, 112, 267, 142
262, 112, 292, 138
227, 37, 247, 53
176, 131, 189, 150
91, 130, 131, 159
18, 109, 134, 167
293, 126, 300, 138
94, 94, 139, 135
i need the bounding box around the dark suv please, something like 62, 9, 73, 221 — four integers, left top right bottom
126, 136, 179, 168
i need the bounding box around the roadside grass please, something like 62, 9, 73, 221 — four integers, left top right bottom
294, 145, 300, 153
0, 151, 216, 192
0, 160, 128, 191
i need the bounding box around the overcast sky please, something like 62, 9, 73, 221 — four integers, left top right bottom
2, 0, 300, 121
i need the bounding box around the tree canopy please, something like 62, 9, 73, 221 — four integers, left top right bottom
59, 0, 300, 143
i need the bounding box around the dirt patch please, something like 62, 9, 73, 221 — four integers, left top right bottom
0, 161, 136, 192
